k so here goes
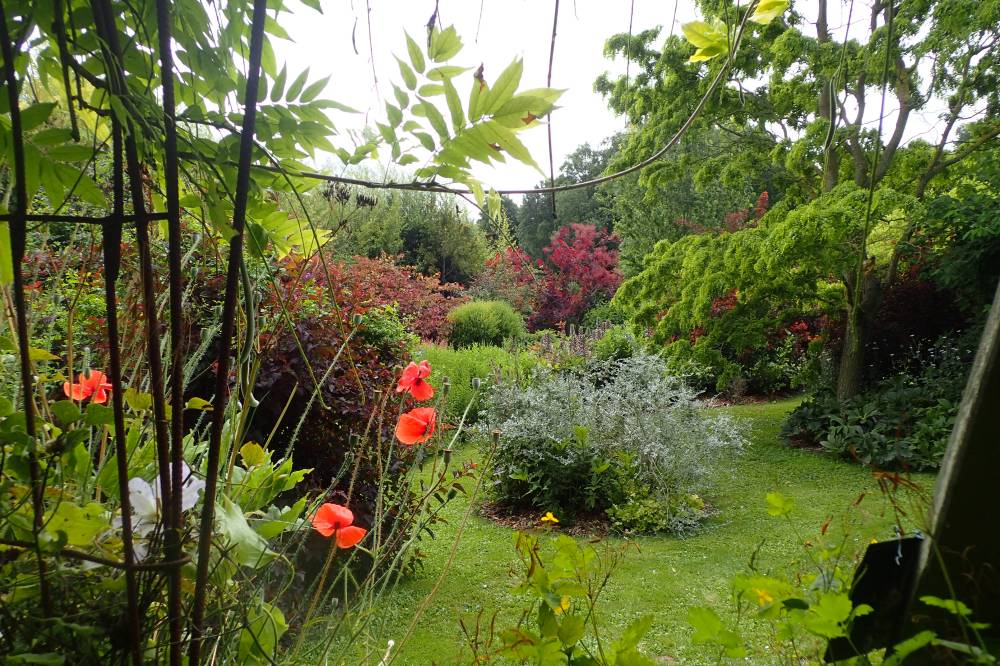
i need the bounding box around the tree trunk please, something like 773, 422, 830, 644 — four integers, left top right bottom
837, 267, 883, 401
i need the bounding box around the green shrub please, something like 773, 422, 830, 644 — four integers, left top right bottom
414, 344, 535, 424
781, 332, 975, 470
593, 324, 638, 362
481, 355, 745, 529
446, 300, 525, 348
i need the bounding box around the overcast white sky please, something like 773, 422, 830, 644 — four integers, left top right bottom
272, 1, 953, 195
275, 0, 697, 191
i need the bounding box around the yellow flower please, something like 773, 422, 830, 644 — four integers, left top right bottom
754, 588, 774, 605
540, 511, 559, 524
554, 596, 571, 615
870, 538, 879, 544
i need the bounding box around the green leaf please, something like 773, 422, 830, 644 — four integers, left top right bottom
482, 59, 522, 116
468, 78, 485, 123
428, 25, 463, 62
5, 653, 65, 665
750, 0, 790, 24
882, 631, 937, 666
765, 491, 795, 516
920, 596, 973, 617
442, 77, 465, 131
557, 615, 586, 647
418, 83, 445, 97
804, 592, 853, 639
416, 101, 449, 140
396, 57, 417, 90
40, 160, 66, 209
45, 502, 108, 546
386, 102, 403, 128
687, 607, 744, 657
84, 403, 115, 427
286, 68, 309, 101
270, 64, 287, 102
299, 76, 329, 103
412, 131, 435, 152
185, 397, 213, 411
31, 128, 73, 146
216, 496, 276, 568
21, 103, 57, 132
238, 601, 288, 665
0, 222, 13, 286
240, 442, 269, 468
124, 388, 153, 412
426, 65, 470, 81
405, 32, 425, 73
28, 347, 59, 361
480, 121, 538, 170
51, 400, 83, 426
393, 85, 410, 109
45, 144, 94, 162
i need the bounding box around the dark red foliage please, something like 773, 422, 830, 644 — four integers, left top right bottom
532, 223, 622, 330
253, 254, 410, 490
343, 255, 467, 342
710, 289, 739, 316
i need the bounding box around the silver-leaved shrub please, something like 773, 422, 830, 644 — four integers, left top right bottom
481, 354, 745, 532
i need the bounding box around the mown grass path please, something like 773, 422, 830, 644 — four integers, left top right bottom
361, 399, 934, 664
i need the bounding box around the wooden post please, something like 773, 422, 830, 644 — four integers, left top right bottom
906, 278, 1000, 651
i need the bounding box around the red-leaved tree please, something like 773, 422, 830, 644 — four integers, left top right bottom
532, 223, 622, 330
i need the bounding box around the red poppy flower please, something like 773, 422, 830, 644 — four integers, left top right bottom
63, 370, 113, 404
395, 407, 437, 446
396, 360, 434, 401
310, 502, 367, 549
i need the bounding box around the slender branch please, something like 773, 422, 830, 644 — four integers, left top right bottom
188, 0, 268, 662
0, 0, 53, 617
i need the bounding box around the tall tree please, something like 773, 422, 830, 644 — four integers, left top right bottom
601, 0, 1000, 399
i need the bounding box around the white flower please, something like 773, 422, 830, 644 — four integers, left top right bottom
125, 462, 206, 552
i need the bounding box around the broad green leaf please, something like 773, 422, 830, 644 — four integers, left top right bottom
28, 347, 59, 361
480, 121, 539, 170
803, 592, 853, 639
396, 57, 417, 90
682, 21, 723, 48
482, 58, 523, 116
386, 102, 403, 128
45, 144, 94, 162
299, 76, 330, 103
84, 403, 115, 427
750, 0, 790, 24
418, 83, 445, 97
51, 400, 83, 426
426, 65, 469, 81
412, 131, 435, 152
185, 397, 213, 411
405, 32, 425, 73
124, 388, 153, 412
31, 128, 73, 146
416, 101, 449, 140
21, 103, 57, 132
765, 491, 795, 516
45, 502, 108, 547
468, 78, 486, 122
920, 596, 973, 617
216, 496, 276, 568
442, 77, 465, 131
40, 160, 66, 209
240, 442, 268, 467
393, 85, 410, 109
238, 601, 288, 665
428, 25, 463, 62
557, 615, 586, 647
286, 68, 309, 101
270, 64, 287, 102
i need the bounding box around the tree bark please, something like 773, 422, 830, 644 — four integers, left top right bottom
837, 266, 883, 400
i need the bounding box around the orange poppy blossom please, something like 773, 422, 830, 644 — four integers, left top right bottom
396, 360, 434, 401
395, 406, 437, 446
310, 502, 367, 549
63, 370, 113, 404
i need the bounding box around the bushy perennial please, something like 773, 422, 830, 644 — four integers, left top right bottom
482, 354, 745, 531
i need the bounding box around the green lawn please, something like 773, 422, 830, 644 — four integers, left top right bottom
357, 399, 935, 664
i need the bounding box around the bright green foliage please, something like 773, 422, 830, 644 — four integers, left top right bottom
615, 184, 910, 391
477, 532, 657, 665
447, 300, 525, 348
414, 343, 535, 424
